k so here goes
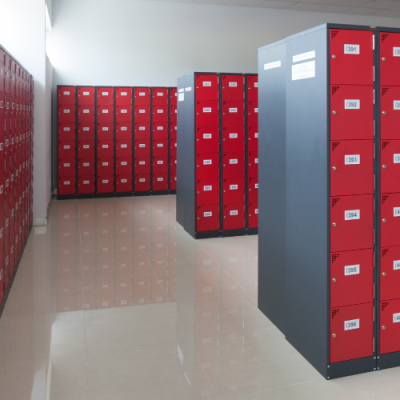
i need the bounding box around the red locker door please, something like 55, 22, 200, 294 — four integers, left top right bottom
153, 139, 168, 156
134, 157, 150, 174
248, 102, 258, 127
247, 76, 258, 102
170, 106, 177, 123
153, 174, 168, 191
196, 179, 219, 206
170, 174, 176, 190
248, 203, 258, 228
223, 204, 245, 230
197, 205, 219, 232
134, 140, 150, 157
134, 88, 150, 105
380, 87, 400, 139
78, 141, 95, 159
58, 123, 75, 141
222, 102, 244, 127
249, 152, 260, 177
58, 178, 75, 195
330, 303, 373, 363
170, 157, 177, 173
248, 126, 258, 152
97, 106, 114, 123
152, 123, 168, 139
97, 88, 114, 105
221, 75, 244, 101
195, 75, 219, 101
196, 153, 219, 180
330, 85, 374, 141
223, 153, 245, 179
330, 29, 374, 86
77, 87, 95, 105
0, 49, 5, 93
381, 140, 400, 193
58, 105, 75, 123
330, 195, 374, 252
152, 88, 168, 105
134, 174, 150, 191
134, 105, 150, 123
116, 140, 132, 158
222, 127, 244, 153
380, 299, 400, 354
116, 88, 132, 105
58, 87, 76, 105
380, 247, 400, 302
248, 177, 258, 204
116, 123, 132, 140
196, 101, 219, 127
330, 249, 373, 308
223, 178, 245, 205
97, 123, 114, 140
97, 159, 114, 175
58, 159, 75, 177
58, 141, 75, 159
381, 193, 400, 247
134, 123, 151, 139
116, 157, 132, 175
77, 123, 95, 141
170, 123, 177, 139
152, 106, 168, 123
97, 141, 113, 158
380, 32, 400, 86
152, 157, 168, 174
116, 105, 132, 122
170, 88, 177, 105
77, 105, 95, 122
78, 176, 95, 194
196, 127, 219, 153
97, 176, 114, 193
330, 140, 374, 196
116, 175, 132, 192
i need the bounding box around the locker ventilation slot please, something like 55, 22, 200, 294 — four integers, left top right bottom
382, 248, 389, 258
382, 195, 389, 204
382, 141, 389, 150
331, 30, 339, 39
332, 198, 340, 207
331, 86, 340, 95
381, 33, 389, 42
331, 253, 340, 263
332, 142, 340, 151
382, 88, 389, 96
381, 302, 389, 311
332, 309, 339, 319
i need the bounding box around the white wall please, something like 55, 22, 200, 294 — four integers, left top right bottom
0, 0, 53, 223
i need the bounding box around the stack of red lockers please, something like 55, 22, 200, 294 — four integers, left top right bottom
0, 47, 34, 305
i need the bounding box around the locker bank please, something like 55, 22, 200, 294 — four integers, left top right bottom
4, 1, 400, 399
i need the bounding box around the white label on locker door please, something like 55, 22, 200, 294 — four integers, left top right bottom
394, 207, 400, 217
83, 180, 89, 184
121, 144, 127, 148
254, 82, 258, 87
157, 143, 163, 147
157, 161, 163, 164
345, 99, 360, 109
264, 61, 281, 70
83, 109, 89, 113
102, 92, 109, 96
204, 186, 212, 191
121, 162, 127, 165
83, 127, 89, 131
345, 155, 360, 165
229, 159, 238, 164
64, 127, 70, 131
157, 126, 164, 130
139, 109, 145, 113
255, 108, 259, 113
102, 180, 108, 183
139, 92, 146, 96
139, 126, 145, 130
157, 92, 164, 96
255, 132, 259, 138
292, 61, 315, 81
83, 163, 89, 166
230, 210, 238, 216
255, 209, 259, 214
121, 109, 127, 113
102, 127, 109, 131
102, 109, 109, 113
203, 107, 212, 113
203, 134, 212, 139
178, 88, 184, 93
63, 145, 70, 149
230, 185, 238, 190
293, 50, 315, 63
229, 82, 238, 87
394, 47, 400, 57
121, 127, 127, 131
83, 145, 89, 149
64, 163, 70, 167
202, 81, 211, 87
255, 158, 259, 163
344, 264, 360, 276
345, 210, 360, 220
344, 319, 360, 331
64, 181, 70, 185
185, 87, 192, 91
178, 93, 184, 102
64, 91, 70, 95
139, 144, 145, 148
229, 108, 237, 113
139, 161, 145, 165
255, 183, 259, 188
344, 44, 360, 54
83, 92, 89, 95
394, 313, 400, 323
157, 178, 163, 181
121, 92, 127, 96
102, 144, 108, 148
229, 133, 238, 138
121, 179, 127, 183
64, 109, 70, 113
204, 212, 212, 217
102, 162, 109, 166
139, 178, 145, 182
203, 160, 212, 165
394, 101, 400, 110
394, 260, 400, 270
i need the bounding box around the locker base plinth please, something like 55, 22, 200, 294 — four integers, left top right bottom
327, 356, 375, 380
377, 352, 400, 371
57, 194, 76, 200
221, 228, 246, 238
96, 193, 114, 198
152, 190, 169, 195
77, 194, 95, 199
195, 230, 220, 239
169, 190, 176, 194
247, 227, 258, 235
134, 191, 151, 197
116, 192, 133, 198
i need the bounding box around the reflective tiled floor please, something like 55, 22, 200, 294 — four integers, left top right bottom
1, 195, 400, 400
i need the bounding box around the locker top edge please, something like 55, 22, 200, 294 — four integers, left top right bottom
258, 39, 286, 52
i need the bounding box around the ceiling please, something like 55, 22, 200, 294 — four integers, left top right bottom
153, 0, 400, 17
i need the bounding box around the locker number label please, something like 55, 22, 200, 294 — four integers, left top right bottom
203, 160, 212, 165
102, 145, 108, 148
255, 209, 259, 214
139, 92, 146, 96
394, 154, 400, 163
64, 163, 70, 167
139, 109, 145, 113
393, 260, 400, 270
63, 91, 70, 95
229, 108, 237, 113
254, 82, 258, 88
139, 126, 145, 130
203, 82, 211, 87
102, 127, 109, 131
139, 161, 145, 165
394, 101, 400, 110
203, 108, 212, 113
255, 133, 259, 138
345, 100, 360, 109
230, 185, 238, 190
157, 143, 163, 147
157, 161, 163, 164
344, 44, 360, 55
64, 109, 70, 113
345, 210, 360, 220
102, 162, 109, 166
394, 207, 400, 217
203, 134, 212, 139
121, 162, 127, 166
83, 180, 89, 184
157, 126, 164, 130
102, 92, 109, 96
255, 183, 259, 188
393, 47, 400, 57
83, 127, 89, 131
229, 133, 238, 138
344, 264, 360, 276
83, 163, 89, 167
204, 186, 212, 191
139, 178, 145, 182
230, 210, 238, 216
121, 127, 127, 131
345, 319, 360, 331
157, 109, 163, 113
83, 109, 89, 114
83, 145, 89, 149
121, 109, 127, 113
121, 144, 127, 148
345, 155, 360, 165
229, 159, 238, 164
102, 109, 108, 113
64, 145, 70, 149
204, 212, 212, 217
121, 92, 127, 96
229, 82, 237, 87
64, 127, 70, 131
157, 178, 163, 181
157, 92, 164, 96
393, 313, 400, 323
139, 144, 145, 147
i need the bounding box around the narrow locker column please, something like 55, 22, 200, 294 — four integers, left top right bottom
57, 86, 76, 197
77, 87, 95, 196
169, 88, 177, 193
96, 87, 114, 196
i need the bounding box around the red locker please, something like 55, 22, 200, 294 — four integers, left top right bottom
170, 174, 176, 190
116, 88, 132, 105
381, 140, 400, 193
58, 123, 75, 141
222, 102, 244, 127
197, 179, 219, 206
223, 203, 245, 230
97, 123, 114, 140
170, 157, 177, 173
195, 75, 219, 101
97, 176, 114, 193
170, 106, 177, 123
97, 106, 114, 123
152, 88, 168, 105
196, 127, 219, 153
223, 153, 245, 179
330, 29, 374, 86
248, 203, 258, 228
170, 123, 177, 139
196, 101, 219, 127
97, 88, 114, 105
58, 178, 75, 195
248, 126, 258, 152
331, 195, 374, 252
380, 299, 400, 354
58, 141, 75, 159
134, 140, 150, 156
152, 123, 168, 139
330, 303, 373, 363
222, 75, 244, 101
330, 249, 373, 308
97, 141, 113, 158
97, 158, 114, 175
116, 123, 132, 140
381, 193, 400, 247
380, 247, 400, 302
248, 177, 258, 204
380, 87, 400, 139
380, 32, 400, 86
170, 88, 177, 104
222, 127, 244, 153
116, 140, 132, 158
196, 153, 219, 179
134, 157, 150, 174
152, 157, 168, 174
78, 141, 95, 159
330, 85, 374, 140
248, 152, 258, 178
171, 139, 177, 157
247, 76, 258, 102
58, 105, 75, 123
77, 123, 95, 140
116, 175, 132, 192
152, 139, 168, 156
58, 159, 75, 177
78, 159, 95, 176
116, 105, 132, 122
58, 87, 76, 105
134, 88, 150, 105
134, 105, 150, 123
134, 174, 150, 192
223, 178, 245, 205
152, 106, 168, 123
331, 140, 374, 196
153, 174, 168, 191
197, 205, 219, 232
0, 94, 4, 137
77, 87, 95, 105
116, 158, 132, 175
77, 105, 95, 122
247, 102, 258, 127
134, 123, 150, 139
78, 176, 95, 194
